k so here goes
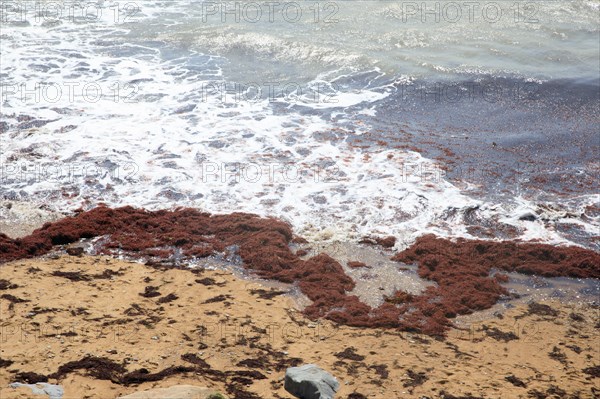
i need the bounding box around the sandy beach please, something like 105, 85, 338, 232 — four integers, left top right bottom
1, 254, 598, 398
2, 2, 599, 398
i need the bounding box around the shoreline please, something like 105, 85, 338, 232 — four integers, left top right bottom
1, 205, 599, 336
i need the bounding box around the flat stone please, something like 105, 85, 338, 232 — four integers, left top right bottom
9, 382, 64, 399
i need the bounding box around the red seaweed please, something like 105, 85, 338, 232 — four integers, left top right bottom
1, 207, 598, 337
388, 234, 600, 334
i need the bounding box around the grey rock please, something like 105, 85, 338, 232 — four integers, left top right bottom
9, 382, 64, 399
518, 212, 537, 221
173, 104, 196, 114
284, 364, 339, 399
0, 121, 9, 133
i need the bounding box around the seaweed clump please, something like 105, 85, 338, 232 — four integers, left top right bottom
1, 208, 599, 337
389, 234, 600, 335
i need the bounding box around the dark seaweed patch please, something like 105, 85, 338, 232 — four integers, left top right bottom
440, 393, 485, 399
203, 294, 232, 304
0, 294, 29, 303
482, 326, 519, 342
49, 356, 126, 382
0, 279, 18, 290
347, 394, 368, 399
569, 312, 585, 322
370, 364, 389, 379
120, 366, 195, 384
51, 270, 91, 281
582, 365, 600, 378
548, 346, 568, 365
139, 286, 161, 298
181, 353, 210, 368
505, 375, 527, 388
517, 302, 559, 319
334, 347, 365, 361
403, 369, 428, 387
157, 293, 178, 304
14, 372, 49, 384
249, 288, 286, 300
196, 277, 224, 286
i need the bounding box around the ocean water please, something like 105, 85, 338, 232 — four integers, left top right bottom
1, 0, 599, 248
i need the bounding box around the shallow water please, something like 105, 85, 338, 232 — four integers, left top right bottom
300, 241, 435, 307
454, 271, 600, 330
297, 241, 600, 310
1, 1, 598, 247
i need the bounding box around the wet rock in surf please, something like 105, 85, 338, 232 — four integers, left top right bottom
359, 235, 396, 248
17, 119, 58, 130
518, 212, 537, 221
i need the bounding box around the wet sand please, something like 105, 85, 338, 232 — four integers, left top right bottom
1, 255, 598, 399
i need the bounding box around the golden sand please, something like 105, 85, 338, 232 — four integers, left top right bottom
0, 255, 598, 398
